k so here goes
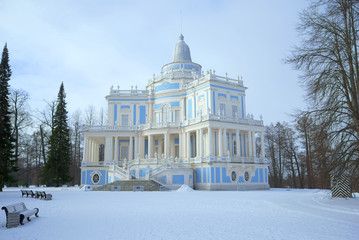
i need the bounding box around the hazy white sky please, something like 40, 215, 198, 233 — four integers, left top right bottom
0, 0, 309, 124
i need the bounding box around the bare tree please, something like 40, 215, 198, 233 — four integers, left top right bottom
85, 105, 97, 126
35, 99, 57, 165
296, 115, 315, 188
98, 107, 107, 126
286, 0, 359, 179
70, 110, 83, 185
265, 122, 287, 187
10, 89, 32, 167
38, 99, 57, 132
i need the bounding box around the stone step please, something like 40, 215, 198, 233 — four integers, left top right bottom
94, 180, 168, 191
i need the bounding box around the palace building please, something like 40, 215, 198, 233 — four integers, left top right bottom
81, 34, 269, 190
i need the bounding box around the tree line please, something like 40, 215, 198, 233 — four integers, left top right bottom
0, 43, 106, 189
265, 0, 359, 191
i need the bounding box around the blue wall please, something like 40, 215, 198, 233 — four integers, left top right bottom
158, 176, 166, 185
140, 106, 146, 124
203, 168, 207, 183
188, 99, 192, 119
211, 167, 215, 183
238, 176, 245, 183
170, 101, 180, 107
173, 175, 184, 184
114, 104, 117, 125
155, 82, 180, 92
241, 96, 244, 118
82, 171, 86, 185
222, 168, 231, 183
251, 169, 259, 183
265, 168, 268, 183
84, 170, 107, 185
216, 167, 221, 183
212, 91, 216, 113
195, 168, 201, 183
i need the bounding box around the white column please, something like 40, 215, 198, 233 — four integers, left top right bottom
149, 102, 152, 124
218, 128, 223, 157
223, 128, 227, 155
181, 98, 186, 122
199, 128, 203, 156
195, 129, 199, 157
182, 131, 186, 160
89, 139, 94, 162
129, 136, 133, 161
248, 131, 252, 157
252, 132, 257, 157
138, 135, 142, 158
93, 140, 96, 162
236, 129, 240, 157
83, 136, 88, 162
187, 131, 191, 158
180, 131, 183, 160
114, 137, 119, 162
261, 132, 265, 159
148, 135, 152, 158
165, 132, 169, 159
104, 137, 112, 162
94, 142, 99, 162
135, 135, 139, 159
208, 127, 212, 156
242, 133, 246, 157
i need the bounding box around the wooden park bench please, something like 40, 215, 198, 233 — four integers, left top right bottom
38, 191, 52, 200
20, 190, 27, 197
1, 202, 39, 228
21, 190, 36, 198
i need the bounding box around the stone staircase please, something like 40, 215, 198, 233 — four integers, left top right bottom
94, 179, 169, 191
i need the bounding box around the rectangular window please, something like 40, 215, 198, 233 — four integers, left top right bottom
120, 145, 128, 160
156, 112, 160, 123
232, 105, 238, 118
140, 106, 146, 124
175, 110, 180, 122
175, 146, 179, 158
122, 114, 129, 127
199, 104, 204, 116
220, 104, 226, 116
188, 99, 193, 119
234, 141, 237, 155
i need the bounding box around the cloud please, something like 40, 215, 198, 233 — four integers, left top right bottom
0, 0, 309, 124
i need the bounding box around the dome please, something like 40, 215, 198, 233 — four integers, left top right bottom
173, 34, 192, 63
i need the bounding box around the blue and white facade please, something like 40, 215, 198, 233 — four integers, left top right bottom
81, 34, 269, 190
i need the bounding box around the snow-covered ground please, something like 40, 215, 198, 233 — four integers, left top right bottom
1, 186, 358, 240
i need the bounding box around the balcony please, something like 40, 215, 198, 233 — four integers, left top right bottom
83, 113, 263, 132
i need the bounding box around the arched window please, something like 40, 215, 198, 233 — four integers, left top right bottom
162, 104, 171, 123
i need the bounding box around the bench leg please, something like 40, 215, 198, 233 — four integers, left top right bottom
20, 215, 25, 225
35, 208, 39, 217
27, 217, 31, 222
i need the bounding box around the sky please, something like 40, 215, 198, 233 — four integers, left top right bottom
0, 0, 310, 125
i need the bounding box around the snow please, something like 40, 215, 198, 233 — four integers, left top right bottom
176, 184, 194, 192
1, 187, 358, 240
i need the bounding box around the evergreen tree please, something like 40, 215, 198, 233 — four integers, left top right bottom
0, 43, 16, 191
42, 82, 71, 186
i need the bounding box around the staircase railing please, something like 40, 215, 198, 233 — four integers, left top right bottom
113, 165, 130, 179
150, 165, 166, 178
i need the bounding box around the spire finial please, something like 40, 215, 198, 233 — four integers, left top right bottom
180, 10, 182, 34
